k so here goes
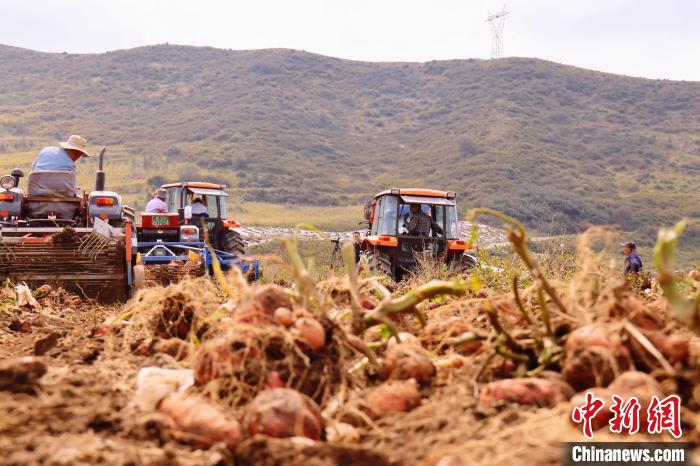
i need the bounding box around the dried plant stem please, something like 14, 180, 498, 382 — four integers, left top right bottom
623, 321, 675, 375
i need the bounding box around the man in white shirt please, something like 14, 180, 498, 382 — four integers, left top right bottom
191, 197, 208, 215
145, 189, 168, 213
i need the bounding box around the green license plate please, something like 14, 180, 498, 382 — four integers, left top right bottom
152, 216, 169, 226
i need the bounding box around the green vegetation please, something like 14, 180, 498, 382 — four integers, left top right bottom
1, 44, 699, 253
236, 202, 361, 231
248, 239, 338, 284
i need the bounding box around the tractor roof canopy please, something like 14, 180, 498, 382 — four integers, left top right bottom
400, 194, 455, 206
161, 182, 227, 190
187, 187, 229, 197
374, 188, 456, 200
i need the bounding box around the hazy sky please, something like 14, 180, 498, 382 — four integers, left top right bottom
1, 0, 699, 80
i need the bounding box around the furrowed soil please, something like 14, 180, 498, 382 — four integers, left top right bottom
0, 268, 696, 466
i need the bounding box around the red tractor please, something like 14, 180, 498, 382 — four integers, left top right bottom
361, 188, 476, 280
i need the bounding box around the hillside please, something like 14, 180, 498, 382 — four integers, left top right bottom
1, 43, 699, 244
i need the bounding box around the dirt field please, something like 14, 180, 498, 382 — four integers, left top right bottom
0, 235, 697, 465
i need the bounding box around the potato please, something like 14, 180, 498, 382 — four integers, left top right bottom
645, 331, 689, 365
562, 324, 632, 390
159, 393, 241, 450
381, 343, 435, 384
0, 356, 47, 392
480, 377, 574, 407
244, 388, 323, 440
293, 317, 326, 351
273, 307, 294, 327
232, 284, 292, 325
364, 379, 421, 418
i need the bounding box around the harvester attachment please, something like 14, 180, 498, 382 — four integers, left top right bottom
0, 226, 128, 303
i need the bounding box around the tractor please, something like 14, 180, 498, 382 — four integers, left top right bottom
133, 182, 259, 289
0, 150, 259, 301
360, 188, 476, 280
0, 149, 135, 302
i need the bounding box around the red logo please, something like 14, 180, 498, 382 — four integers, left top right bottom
647, 395, 682, 438
573, 392, 682, 438
571, 392, 605, 439
609, 395, 641, 435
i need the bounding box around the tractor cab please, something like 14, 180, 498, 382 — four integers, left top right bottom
160, 182, 239, 245
362, 188, 474, 280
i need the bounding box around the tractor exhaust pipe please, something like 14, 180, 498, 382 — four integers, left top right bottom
95, 147, 106, 191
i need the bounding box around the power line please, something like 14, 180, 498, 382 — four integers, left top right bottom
486, 5, 509, 59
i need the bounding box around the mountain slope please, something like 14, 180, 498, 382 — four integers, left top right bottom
1, 44, 699, 242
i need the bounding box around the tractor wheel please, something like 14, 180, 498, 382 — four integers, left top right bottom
221, 229, 246, 256
449, 253, 478, 275
366, 249, 394, 280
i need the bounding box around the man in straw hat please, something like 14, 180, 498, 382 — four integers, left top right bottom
31, 135, 92, 174
145, 188, 168, 214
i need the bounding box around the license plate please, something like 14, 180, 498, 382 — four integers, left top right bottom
152, 216, 169, 226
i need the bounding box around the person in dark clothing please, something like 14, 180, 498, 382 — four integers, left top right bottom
403, 204, 443, 236
353, 232, 362, 264
622, 241, 643, 274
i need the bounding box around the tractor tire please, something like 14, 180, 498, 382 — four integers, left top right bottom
450, 253, 478, 275
221, 229, 246, 256
366, 249, 394, 280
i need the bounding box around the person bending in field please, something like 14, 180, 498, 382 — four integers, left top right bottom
622, 241, 643, 274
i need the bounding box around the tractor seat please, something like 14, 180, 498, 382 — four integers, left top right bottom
27, 170, 77, 197
25, 170, 80, 220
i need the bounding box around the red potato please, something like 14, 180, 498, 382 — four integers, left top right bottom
273, 307, 294, 327
159, 393, 242, 450
562, 324, 632, 390
381, 343, 436, 384
645, 331, 690, 365
480, 377, 574, 407
0, 356, 47, 392
92, 325, 114, 337
244, 388, 323, 440
232, 285, 292, 325
12, 320, 32, 333
688, 338, 700, 368
152, 338, 191, 360
364, 379, 421, 418
294, 317, 326, 351
265, 371, 286, 389
194, 336, 242, 385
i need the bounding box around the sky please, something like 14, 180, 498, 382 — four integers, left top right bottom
1, 0, 699, 80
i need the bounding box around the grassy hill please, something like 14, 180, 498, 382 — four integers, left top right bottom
1, 43, 699, 247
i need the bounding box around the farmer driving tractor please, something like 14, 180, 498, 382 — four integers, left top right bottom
32, 135, 92, 175
403, 203, 443, 236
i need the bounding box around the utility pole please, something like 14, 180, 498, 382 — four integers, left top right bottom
486, 5, 509, 59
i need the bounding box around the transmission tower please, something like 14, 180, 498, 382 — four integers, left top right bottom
486, 5, 509, 59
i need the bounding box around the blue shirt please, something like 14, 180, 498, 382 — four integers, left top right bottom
31, 147, 76, 173
624, 251, 643, 274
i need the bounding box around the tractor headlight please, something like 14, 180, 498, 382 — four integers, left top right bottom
0, 176, 16, 190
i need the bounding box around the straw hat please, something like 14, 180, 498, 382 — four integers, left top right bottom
58, 135, 92, 157
156, 188, 167, 199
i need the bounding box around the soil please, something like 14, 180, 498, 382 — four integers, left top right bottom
0, 280, 695, 466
